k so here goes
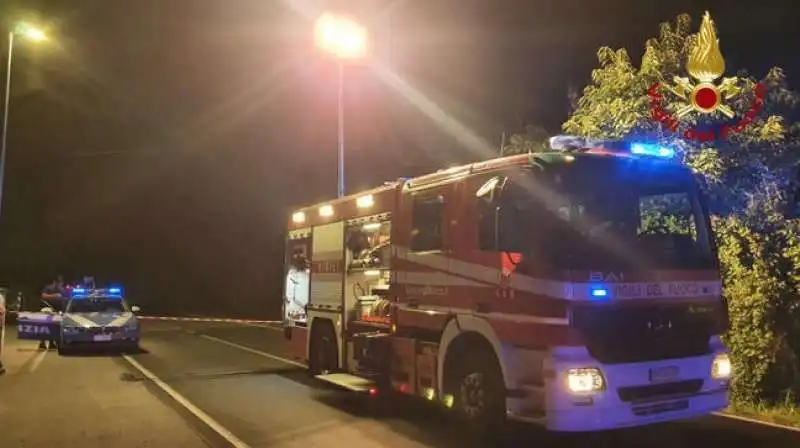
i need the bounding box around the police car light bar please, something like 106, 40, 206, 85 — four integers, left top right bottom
548, 135, 675, 159
70, 287, 123, 298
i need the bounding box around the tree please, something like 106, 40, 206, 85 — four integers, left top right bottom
500, 124, 549, 156
565, 12, 800, 407
564, 13, 799, 213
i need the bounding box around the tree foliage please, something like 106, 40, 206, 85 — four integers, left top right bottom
714, 204, 800, 405
563, 13, 799, 213
565, 13, 800, 406
500, 124, 549, 156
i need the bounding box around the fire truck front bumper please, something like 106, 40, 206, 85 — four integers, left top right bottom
509, 350, 730, 432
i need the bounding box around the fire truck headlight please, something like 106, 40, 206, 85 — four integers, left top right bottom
566, 368, 605, 393
711, 353, 731, 380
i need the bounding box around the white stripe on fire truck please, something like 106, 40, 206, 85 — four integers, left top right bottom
396, 303, 569, 326
395, 247, 500, 285
395, 271, 487, 287
393, 247, 722, 301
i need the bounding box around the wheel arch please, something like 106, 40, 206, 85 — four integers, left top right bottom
437, 314, 511, 399
308, 315, 339, 369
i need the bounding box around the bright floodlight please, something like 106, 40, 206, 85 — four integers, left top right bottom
16, 23, 47, 41
314, 12, 368, 60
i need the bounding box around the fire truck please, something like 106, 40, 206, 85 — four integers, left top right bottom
282, 135, 731, 433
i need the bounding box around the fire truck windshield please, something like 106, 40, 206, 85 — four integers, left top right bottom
503, 159, 716, 270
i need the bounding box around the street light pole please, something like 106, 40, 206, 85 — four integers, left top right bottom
0, 30, 14, 220
314, 12, 367, 199
0, 23, 46, 375
337, 61, 345, 198
0, 31, 12, 375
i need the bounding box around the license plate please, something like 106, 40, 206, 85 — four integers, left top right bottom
93, 334, 112, 342
649, 366, 679, 383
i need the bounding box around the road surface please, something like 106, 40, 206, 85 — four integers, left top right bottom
2, 320, 800, 447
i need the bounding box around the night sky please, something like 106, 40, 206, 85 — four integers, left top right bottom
1, 1, 797, 317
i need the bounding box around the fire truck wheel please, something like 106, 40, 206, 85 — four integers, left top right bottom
448, 349, 506, 439
309, 323, 338, 375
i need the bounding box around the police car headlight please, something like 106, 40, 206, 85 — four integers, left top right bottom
123, 322, 139, 332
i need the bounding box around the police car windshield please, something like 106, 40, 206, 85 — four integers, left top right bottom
67, 298, 128, 313
507, 158, 715, 270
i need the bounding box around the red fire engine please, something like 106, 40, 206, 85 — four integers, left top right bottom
283, 136, 731, 433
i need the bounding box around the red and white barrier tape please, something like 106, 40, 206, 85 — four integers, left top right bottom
6, 312, 280, 325
139, 316, 280, 325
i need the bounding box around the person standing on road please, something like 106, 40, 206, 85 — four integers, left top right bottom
39, 276, 66, 350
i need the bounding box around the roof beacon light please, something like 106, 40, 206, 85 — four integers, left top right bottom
109, 287, 122, 295
630, 143, 675, 158
72, 288, 86, 294
550, 135, 676, 159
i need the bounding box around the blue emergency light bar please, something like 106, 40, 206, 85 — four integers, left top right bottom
71, 287, 123, 298
548, 135, 676, 159
629, 142, 675, 158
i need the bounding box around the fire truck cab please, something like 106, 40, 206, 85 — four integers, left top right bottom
283, 136, 731, 433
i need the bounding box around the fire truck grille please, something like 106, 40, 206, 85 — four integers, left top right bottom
572, 303, 721, 364
617, 379, 704, 403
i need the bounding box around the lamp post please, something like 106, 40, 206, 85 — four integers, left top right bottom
1, 23, 47, 220
0, 22, 46, 375
313, 13, 368, 198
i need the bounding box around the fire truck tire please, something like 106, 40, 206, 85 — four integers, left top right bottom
447, 347, 507, 440
309, 321, 338, 375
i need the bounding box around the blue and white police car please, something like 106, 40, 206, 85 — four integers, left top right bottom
58, 287, 141, 353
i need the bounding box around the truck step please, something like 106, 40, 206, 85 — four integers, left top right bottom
315, 373, 376, 392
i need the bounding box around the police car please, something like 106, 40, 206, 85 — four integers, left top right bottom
58, 287, 141, 353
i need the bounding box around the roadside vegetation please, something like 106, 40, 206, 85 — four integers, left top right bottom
506, 13, 800, 424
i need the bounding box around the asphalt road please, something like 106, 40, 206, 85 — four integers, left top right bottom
0, 327, 208, 447
4, 320, 800, 447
